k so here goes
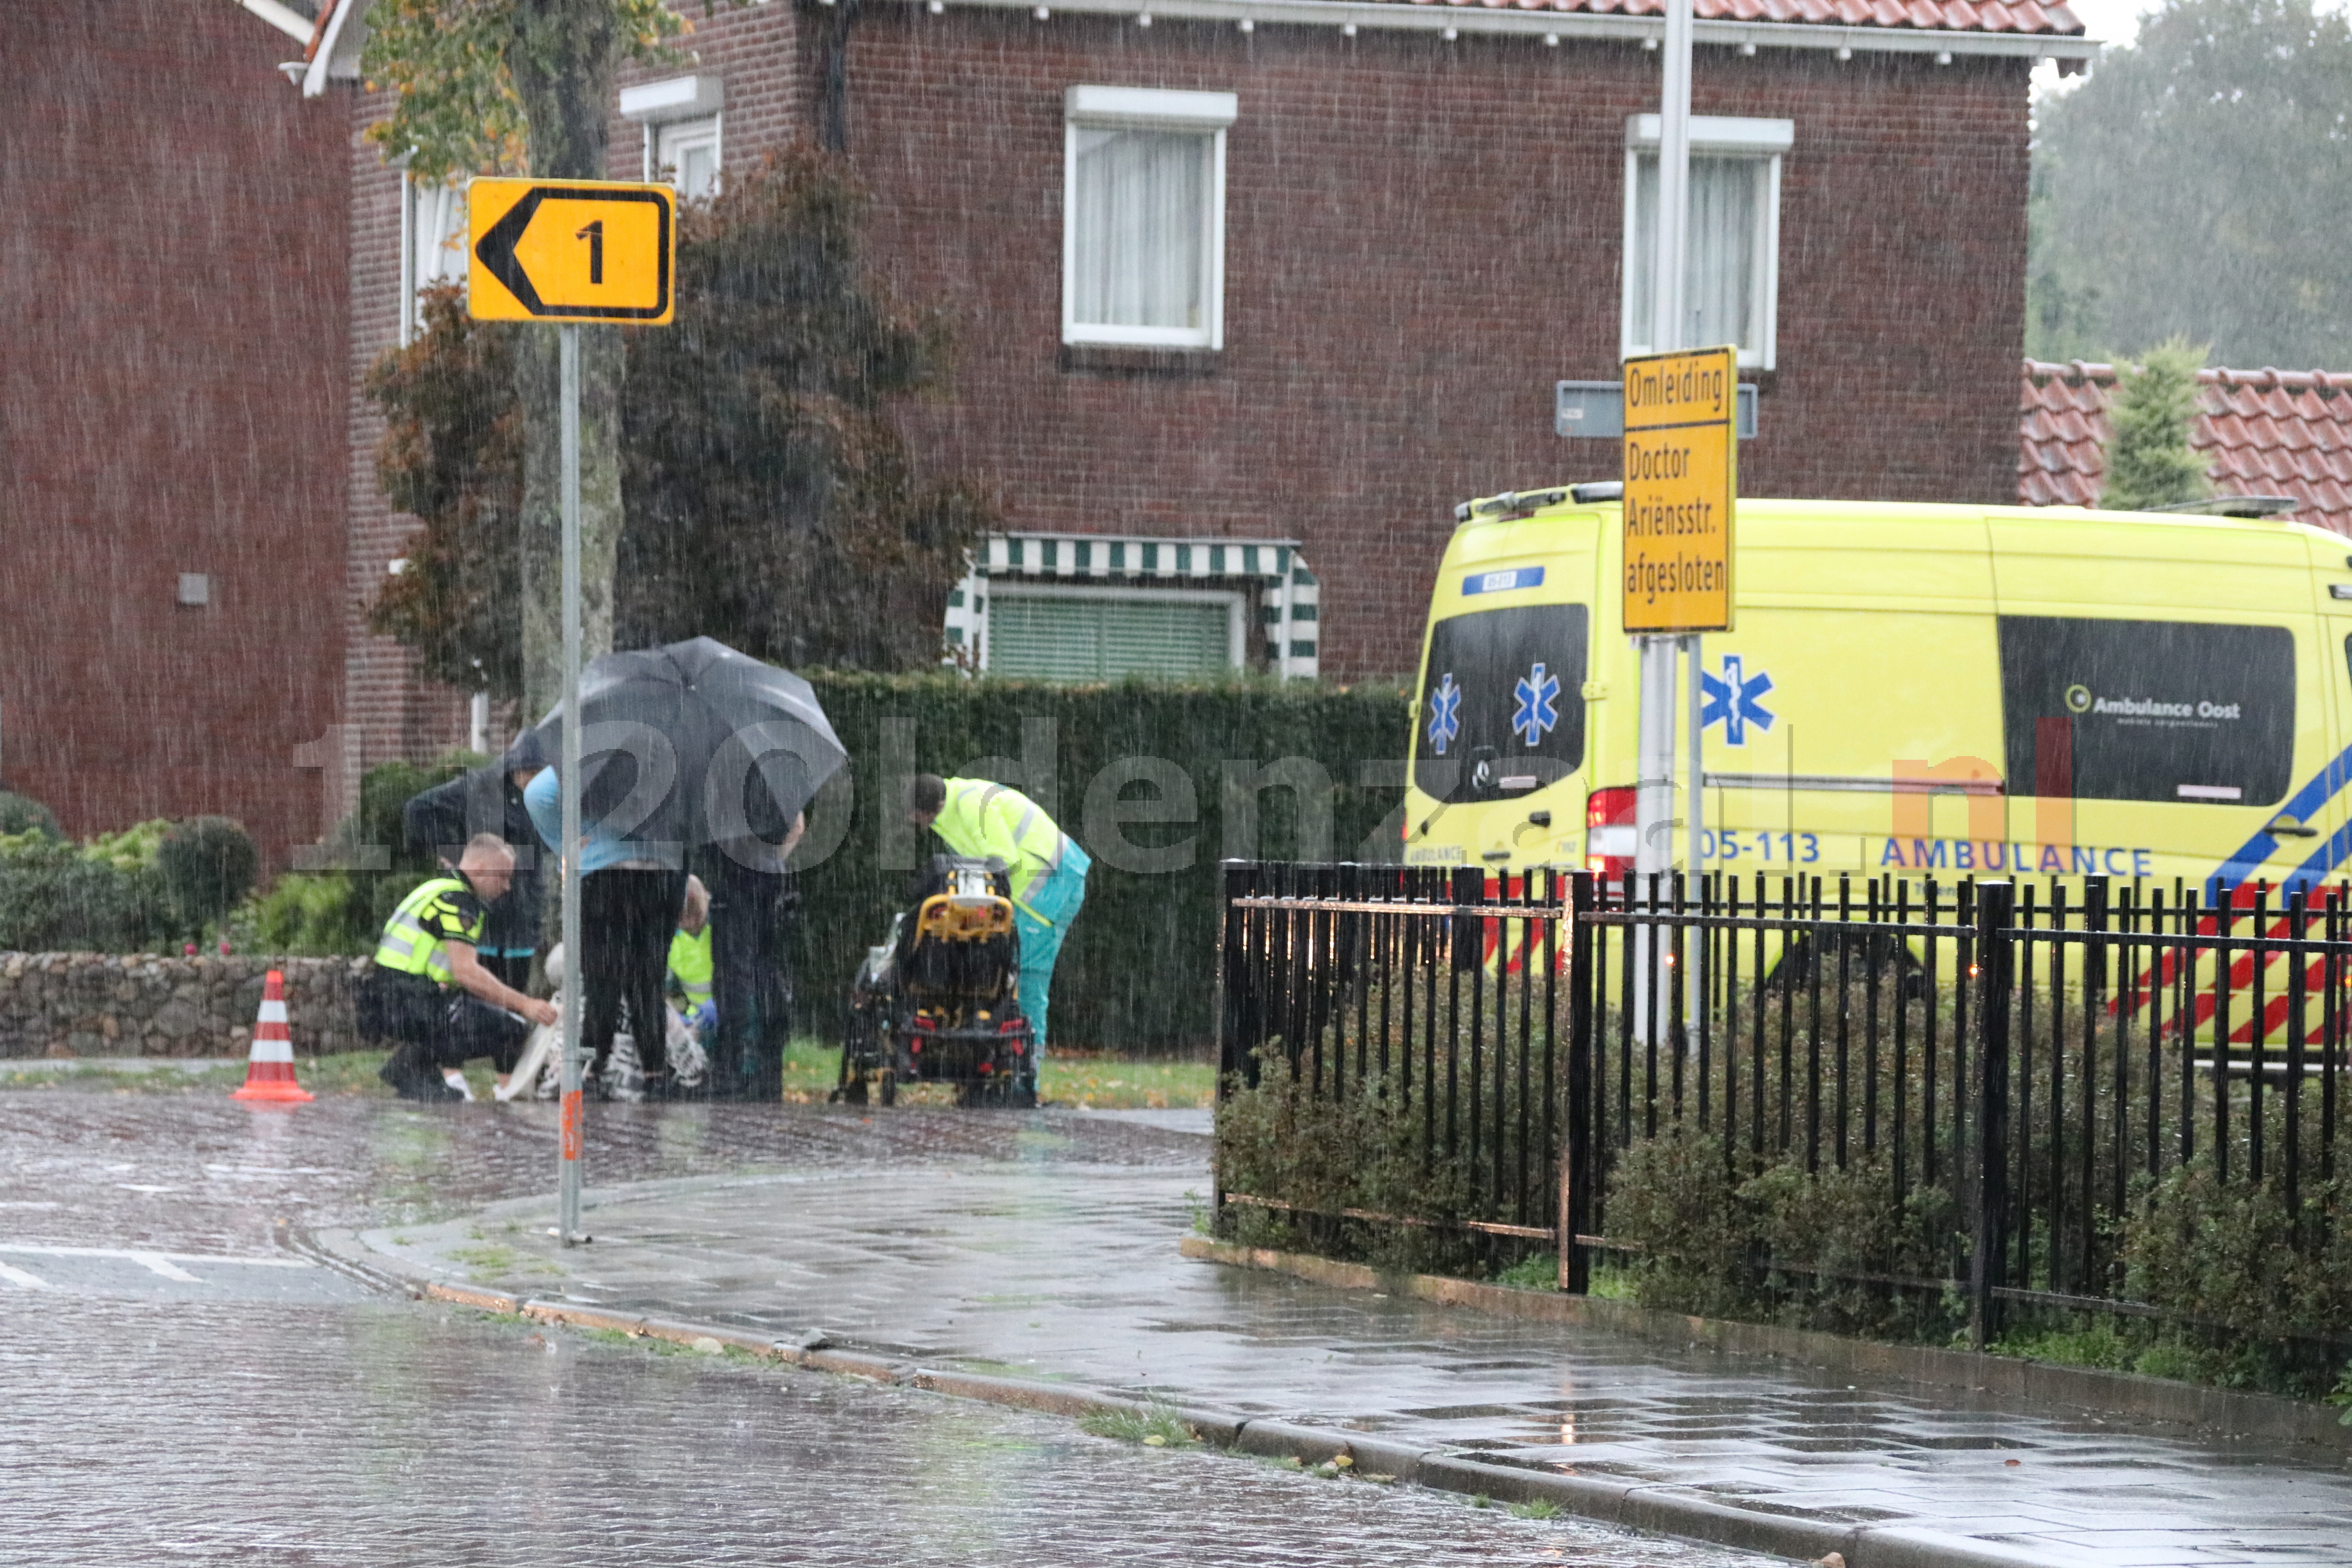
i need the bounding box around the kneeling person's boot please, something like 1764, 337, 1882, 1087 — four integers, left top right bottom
380, 1041, 461, 1103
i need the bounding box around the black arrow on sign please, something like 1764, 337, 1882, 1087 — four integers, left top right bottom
472, 185, 673, 321
475, 187, 550, 313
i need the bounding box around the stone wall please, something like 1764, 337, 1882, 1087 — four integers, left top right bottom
0, 955, 368, 1060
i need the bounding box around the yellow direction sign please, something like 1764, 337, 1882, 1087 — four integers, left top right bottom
467, 178, 675, 325
1621, 345, 1737, 634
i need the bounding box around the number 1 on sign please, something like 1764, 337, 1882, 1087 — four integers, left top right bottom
575, 221, 604, 285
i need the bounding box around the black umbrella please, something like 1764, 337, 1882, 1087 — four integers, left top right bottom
530, 637, 846, 865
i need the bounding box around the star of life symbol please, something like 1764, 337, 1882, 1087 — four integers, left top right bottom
1426, 672, 1462, 755
1700, 654, 1775, 746
1512, 662, 1561, 748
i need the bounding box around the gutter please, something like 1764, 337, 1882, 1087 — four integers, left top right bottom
301, 0, 370, 98
901, 0, 2100, 62
236, 0, 317, 44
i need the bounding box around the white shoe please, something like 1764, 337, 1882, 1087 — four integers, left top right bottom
441, 1068, 476, 1102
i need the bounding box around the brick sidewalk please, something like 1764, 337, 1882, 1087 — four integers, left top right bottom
347, 1154, 2352, 1568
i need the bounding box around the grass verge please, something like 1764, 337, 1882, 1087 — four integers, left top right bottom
1077, 1404, 1201, 1448
4, 1043, 1210, 1109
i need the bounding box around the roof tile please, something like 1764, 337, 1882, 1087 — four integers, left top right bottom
2020, 359, 2352, 537
1405, 0, 2083, 28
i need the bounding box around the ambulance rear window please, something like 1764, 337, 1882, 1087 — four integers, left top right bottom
1998, 617, 2294, 807
1416, 604, 1589, 804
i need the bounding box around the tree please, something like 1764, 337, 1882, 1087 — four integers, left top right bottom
2029, 0, 2352, 368
371, 149, 994, 684
2101, 338, 2212, 511
361, 0, 688, 717
156, 817, 260, 938
367, 288, 525, 697
616, 147, 991, 669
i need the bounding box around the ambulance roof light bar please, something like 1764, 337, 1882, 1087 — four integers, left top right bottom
1453, 481, 1622, 525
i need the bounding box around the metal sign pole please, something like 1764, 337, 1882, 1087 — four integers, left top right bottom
1633, 0, 1695, 1041
557, 322, 586, 1246
1686, 630, 1705, 1016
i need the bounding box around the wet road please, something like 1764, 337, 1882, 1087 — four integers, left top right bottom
0, 1091, 1205, 1254
0, 1093, 1767, 1567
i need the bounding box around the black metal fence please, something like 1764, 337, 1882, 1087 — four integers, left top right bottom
1214, 862, 2352, 1346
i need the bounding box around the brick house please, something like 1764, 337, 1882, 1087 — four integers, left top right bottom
0, 2, 350, 867
165, 0, 2093, 847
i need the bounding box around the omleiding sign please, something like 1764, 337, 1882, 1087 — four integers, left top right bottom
1621, 345, 1737, 634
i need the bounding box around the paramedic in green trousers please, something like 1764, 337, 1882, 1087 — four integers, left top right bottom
667, 875, 716, 1037
904, 773, 1091, 1054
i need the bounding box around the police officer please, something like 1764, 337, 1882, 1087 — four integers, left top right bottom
667, 875, 716, 1038
361, 835, 559, 1102
400, 735, 547, 992
904, 773, 1090, 1056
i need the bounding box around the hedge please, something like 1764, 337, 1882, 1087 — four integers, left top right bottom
789, 673, 1409, 1051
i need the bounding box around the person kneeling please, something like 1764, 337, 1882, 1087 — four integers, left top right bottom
361, 835, 560, 1102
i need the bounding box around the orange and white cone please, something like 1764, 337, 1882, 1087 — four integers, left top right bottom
232, 969, 313, 1103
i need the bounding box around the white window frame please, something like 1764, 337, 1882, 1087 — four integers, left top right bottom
1062, 85, 1236, 352
399, 171, 468, 347
652, 115, 722, 199
1620, 114, 1791, 372
620, 75, 725, 195
982, 581, 1248, 674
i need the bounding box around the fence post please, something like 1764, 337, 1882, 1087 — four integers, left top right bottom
1215, 860, 1255, 1224
1218, 860, 1253, 1092
1969, 878, 2015, 1352
1561, 870, 1597, 1294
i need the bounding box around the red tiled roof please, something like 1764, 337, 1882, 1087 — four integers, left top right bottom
2018, 359, 2352, 537
1404, 0, 2083, 36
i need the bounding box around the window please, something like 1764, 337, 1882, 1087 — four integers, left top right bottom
944, 532, 1317, 681
1415, 604, 1591, 805
656, 116, 721, 201
401, 172, 466, 346
1998, 617, 2296, 807
1063, 86, 1235, 351
988, 586, 1243, 681
1621, 115, 1790, 371
620, 75, 725, 200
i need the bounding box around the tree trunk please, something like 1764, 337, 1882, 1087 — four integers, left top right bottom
507, 0, 623, 721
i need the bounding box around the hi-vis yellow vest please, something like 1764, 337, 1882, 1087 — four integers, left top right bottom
372, 876, 480, 985
934, 779, 1063, 898
668, 926, 713, 1009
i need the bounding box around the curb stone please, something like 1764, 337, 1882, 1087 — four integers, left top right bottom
313, 1224, 2085, 1567
1181, 1234, 2352, 1451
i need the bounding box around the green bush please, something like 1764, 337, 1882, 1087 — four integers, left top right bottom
0, 791, 61, 842
0, 837, 172, 953
1214, 1051, 1485, 1276
2117, 1158, 2352, 1393
1603, 1128, 1962, 1339
239, 871, 368, 957
83, 819, 169, 872
157, 817, 258, 936
792, 672, 1407, 1050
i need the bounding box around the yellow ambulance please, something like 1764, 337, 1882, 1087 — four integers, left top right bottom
1403, 485, 2352, 906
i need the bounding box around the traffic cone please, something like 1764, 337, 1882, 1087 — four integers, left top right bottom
232, 969, 313, 1103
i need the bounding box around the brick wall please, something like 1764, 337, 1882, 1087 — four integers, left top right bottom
338, 87, 470, 830
0, 2, 352, 867
334, 3, 2029, 750
836, 11, 2031, 680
